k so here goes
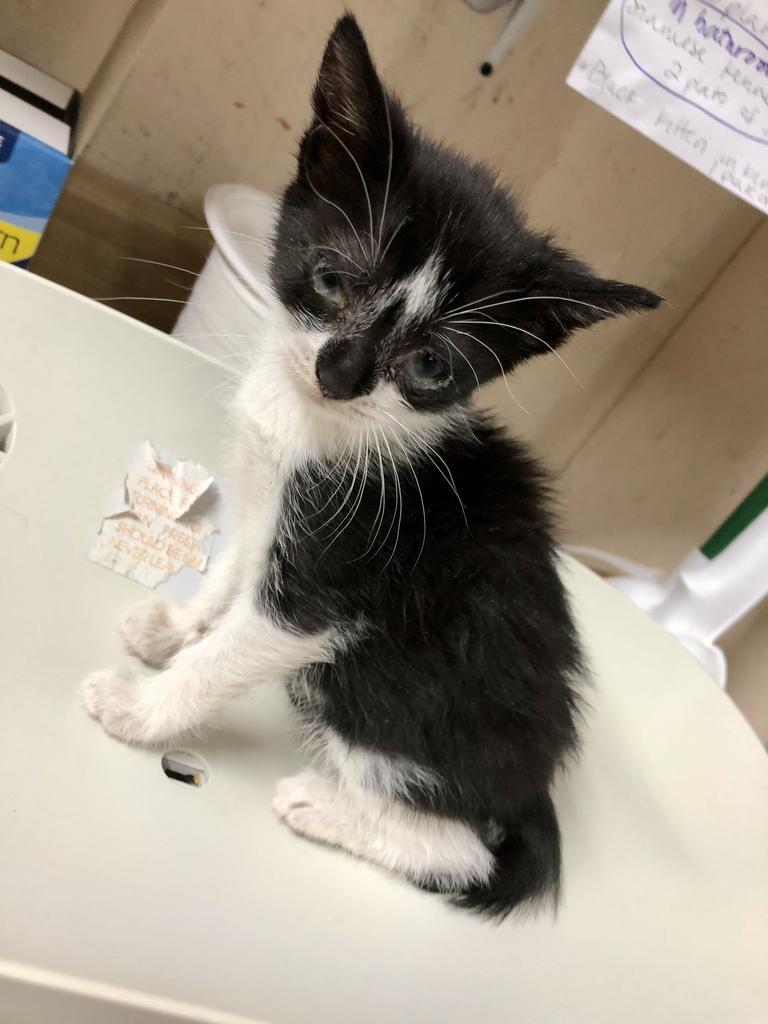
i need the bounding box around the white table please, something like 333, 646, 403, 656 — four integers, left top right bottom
1, 261, 766, 1024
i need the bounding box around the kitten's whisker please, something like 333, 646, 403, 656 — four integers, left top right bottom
435, 332, 455, 381
174, 332, 259, 340
378, 214, 408, 265
309, 269, 361, 278
323, 441, 365, 542
319, 119, 376, 265
386, 425, 427, 571
442, 325, 529, 414
175, 342, 263, 365
441, 289, 525, 317
180, 225, 274, 249
441, 295, 614, 318
433, 330, 481, 390
300, 450, 357, 540
97, 296, 194, 303
327, 436, 358, 491
97, 295, 227, 320
318, 435, 365, 536
315, 438, 355, 493
360, 427, 388, 559
304, 138, 370, 266
321, 428, 371, 554
380, 410, 469, 531
182, 225, 366, 270
190, 372, 241, 410
166, 279, 194, 293
177, 348, 261, 370
378, 427, 404, 571
459, 410, 483, 444
450, 317, 583, 389
116, 256, 202, 278
304, 452, 348, 512
376, 89, 394, 260
304, 244, 365, 274
365, 423, 400, 563
307, 439, 355, 515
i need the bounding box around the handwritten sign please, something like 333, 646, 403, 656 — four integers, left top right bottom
89, 441, 217, 588
568, 0, 768, 214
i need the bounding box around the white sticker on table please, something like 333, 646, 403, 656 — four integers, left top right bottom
567, 0, 768, 214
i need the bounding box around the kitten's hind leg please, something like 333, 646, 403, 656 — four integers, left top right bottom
121, 542, 242, 667
273, 771, 494, 892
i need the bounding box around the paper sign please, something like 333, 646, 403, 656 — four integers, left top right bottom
567, 0, 768, 214
89, 441, 217, 588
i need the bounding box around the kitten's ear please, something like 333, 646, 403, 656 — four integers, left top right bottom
311, 14, 383, 141
300, 12, 402, 187
528, 245, 662, 349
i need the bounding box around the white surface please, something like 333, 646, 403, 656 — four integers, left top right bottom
172, 184, 277, 363
568, 0, 768, 215
0, 48, 74, 111
1, 261, 767, 1023
0, 89, 70, 154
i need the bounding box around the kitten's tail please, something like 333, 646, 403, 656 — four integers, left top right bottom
452, 792, 562, 920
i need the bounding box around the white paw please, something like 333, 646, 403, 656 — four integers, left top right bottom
273, 771, 329, 815
81, 668, 149, 743
272, 772, 343, 843
120, 597, 202, 667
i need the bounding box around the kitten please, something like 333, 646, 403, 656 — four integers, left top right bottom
82, 14, 659, 917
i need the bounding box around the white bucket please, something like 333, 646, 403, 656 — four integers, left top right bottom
173, 184, 279, 363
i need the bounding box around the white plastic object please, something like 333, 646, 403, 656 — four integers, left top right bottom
569, 485, 768, 688
476, 0, 549, 76
172, 184, 279, 363
2, 262, 767, 1022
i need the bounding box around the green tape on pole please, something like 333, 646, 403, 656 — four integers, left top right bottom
700, 473, 768, 560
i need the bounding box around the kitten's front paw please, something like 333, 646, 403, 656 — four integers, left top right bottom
81, 668, 150, 744
120, 597, 202, 667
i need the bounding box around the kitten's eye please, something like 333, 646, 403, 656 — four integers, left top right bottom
401, 349, 450, 387
312, 265, 345, 306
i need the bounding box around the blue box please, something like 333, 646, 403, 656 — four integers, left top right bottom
0, 50, 78, 267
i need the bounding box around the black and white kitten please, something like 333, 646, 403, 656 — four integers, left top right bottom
83, 15, 659, 917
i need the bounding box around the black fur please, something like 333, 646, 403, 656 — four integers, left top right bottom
264, 14, 660, 917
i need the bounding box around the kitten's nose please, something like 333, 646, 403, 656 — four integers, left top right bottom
316, 339, 375, 400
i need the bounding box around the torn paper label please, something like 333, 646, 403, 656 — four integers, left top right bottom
89, 441, 218, 588
90, 511, 216, 588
